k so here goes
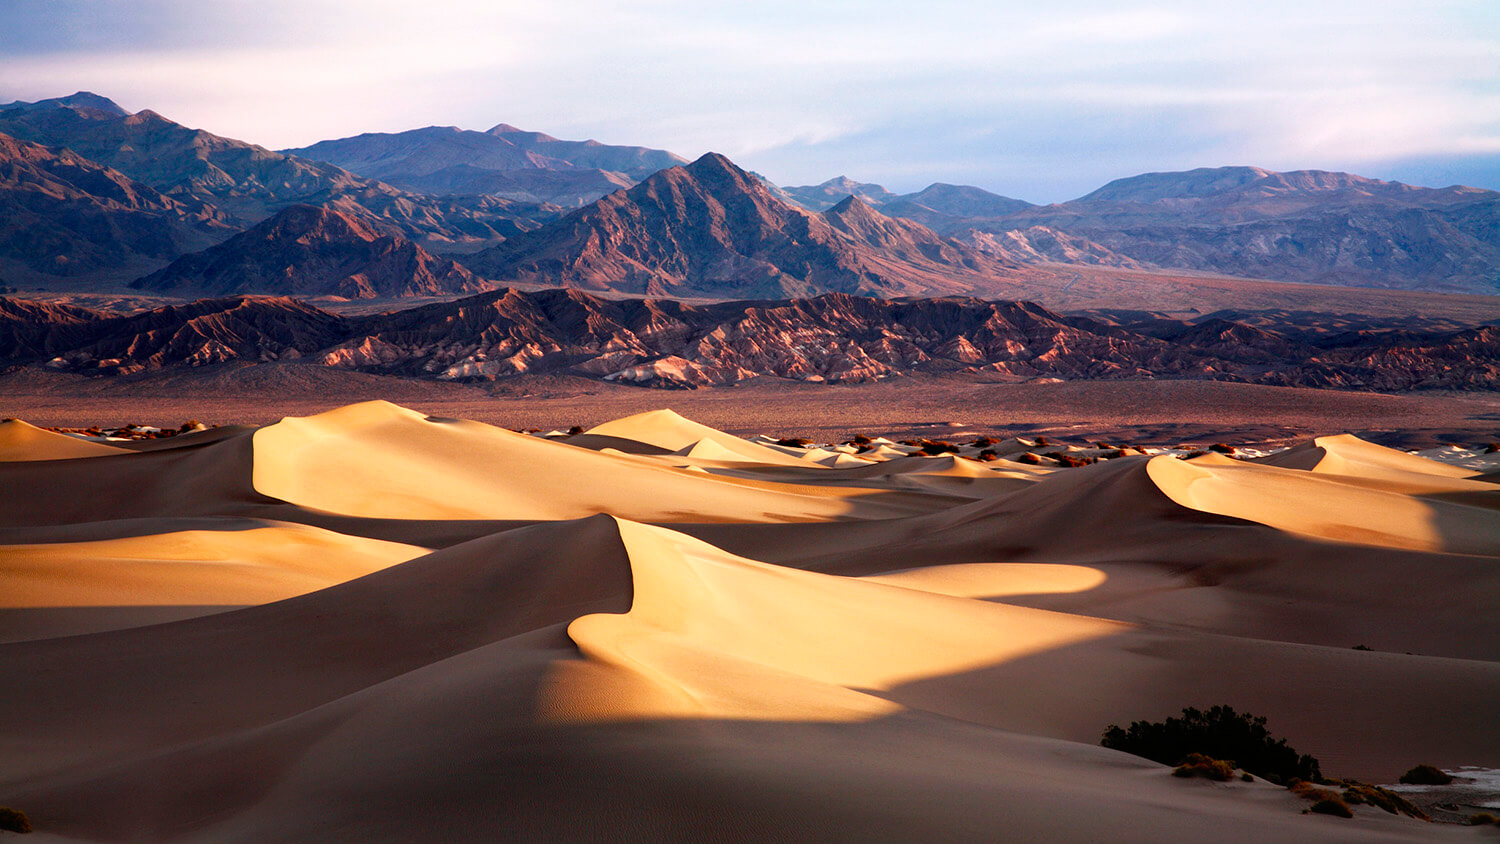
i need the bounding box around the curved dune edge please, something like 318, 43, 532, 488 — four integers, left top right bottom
1257, 434, 1478, 480
0, 521, 427, 609
1146, 453, 1500, 554
249, 401, 941, 522
550, 518, 1124, 724
0, 418, 129, 461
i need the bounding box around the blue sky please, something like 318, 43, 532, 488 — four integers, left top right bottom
3, 0, 1498, 202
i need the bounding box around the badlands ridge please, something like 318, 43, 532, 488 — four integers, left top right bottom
1, 402, 1498, 841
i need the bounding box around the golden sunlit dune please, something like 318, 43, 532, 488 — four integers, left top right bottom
0, 401, 1495, 842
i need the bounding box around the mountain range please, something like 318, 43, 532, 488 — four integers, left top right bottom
0, 91, 1497, 301
7, 288, 1497, 391
282, 123, 686, 207
465, 153, 1022, 299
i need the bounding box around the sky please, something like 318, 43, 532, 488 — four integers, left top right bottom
2, 0, 1498, 203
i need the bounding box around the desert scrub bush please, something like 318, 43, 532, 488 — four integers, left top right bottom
1307, 797, 1354, 818
1469, 813, 1499, 826
919, 440, 959, 455
0, 807, 31, 833
846, 434, 872, 445
775, 437, 812, 448
976, 449, 999, 462
1017, 452, 1042, 465
1171, 753, 1236, 781
1337, 782, 1428, 820
1101, 705, 1321, 784
972, 436, 998, 448
1208, 443, 1236, 454
1398, 764, 1452, 785
567, 425, 585, 436
1289, 781, 1353, 818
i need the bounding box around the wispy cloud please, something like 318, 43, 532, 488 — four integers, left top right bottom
1, 0, 1496, 201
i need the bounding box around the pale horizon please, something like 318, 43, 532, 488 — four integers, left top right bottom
3, 0, 1498, 203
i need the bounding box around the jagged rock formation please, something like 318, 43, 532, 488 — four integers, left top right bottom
465, 153, 1021, 299
0, 94, 547, 244
0, 132, 232, 281
131, 205, 488, 299
28, 296, 344, 374
283, 123, 685, 206
8, 288, 1500, 391
0, 297, 105, 359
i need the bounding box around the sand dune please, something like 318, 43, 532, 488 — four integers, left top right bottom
0, 403, 1494, 842
0, 418, 127, 461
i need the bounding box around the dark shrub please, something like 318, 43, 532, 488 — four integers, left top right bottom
973, 436, 998, 448
775, 437, 812, 448
1034, 436, 1050, 446
1308, 798, 1353, 818
1017, 452, 1042, 465
848, 434, 872, 445
567, 425, 585, 436
1054, 454, 1092, 468
1398, 764, 1452, 785
1100, 449, 1125, 459
920, 440, 959, 455
1483, 443, 1499, 454
1208, 443, 1236, 454
1469, 813, 1499, 825
976, 449, 998, 462
0, 807, 31, 833
1183, 450, 1209, 459
1101, 705, 1321, 784
1172, 753, 1236, 781
1351, 644, 1373, 651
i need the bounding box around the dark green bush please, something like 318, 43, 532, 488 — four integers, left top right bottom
0, 807, 31, 834
1101, 705, 1321, 784
1398, 764, 1452, 785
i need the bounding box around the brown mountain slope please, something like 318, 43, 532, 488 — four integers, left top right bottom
466, 153, 1023, 298
131, 205, 489, 299
284, 124, 684, 207
0, 132, 232, 283
0, 95, 544, 245
926, 166, 1500, 293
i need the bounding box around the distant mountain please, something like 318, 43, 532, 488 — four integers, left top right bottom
484, 123, 687, 179
956, 226, 1142, 268
283, 124, 685, 206
879, 183, 1036, 232
949, 166, 1500, 293
131, 205, 488, 299
0, 131, 233, 284
0, 94, 545, 245
10, 287, 1500, 391
465, 152, 1019, 299
780, 177, 897, 211
0, 91, 128, 117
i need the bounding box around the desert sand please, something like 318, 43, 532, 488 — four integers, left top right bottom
1, 400, 1496, 842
